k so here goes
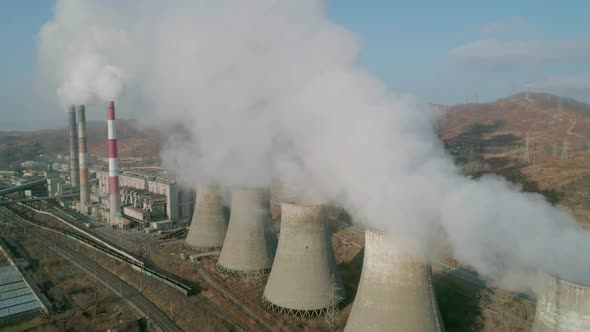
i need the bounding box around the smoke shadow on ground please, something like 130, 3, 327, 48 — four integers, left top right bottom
337, 248, 364, 307
433, 273, 483, 332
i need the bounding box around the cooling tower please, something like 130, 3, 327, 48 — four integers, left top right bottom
344, 229, 443, 332
532, 273, 590, 331
262, 202, 345, 316
185, 185, 227, 251
217, 188, 275, 275
77, 105, 90, 214
107, 101, 121, 225
67, 106, 79, 188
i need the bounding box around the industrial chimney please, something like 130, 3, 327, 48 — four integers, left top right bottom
67, 105, 79, 188
185, 185, 227, 251
532, 273, 590, 331
77, 105, 90, 214
344, 228, 443, 332
107, 101, 121, 225
217, 188, 275, 275
262, 202, 345, 316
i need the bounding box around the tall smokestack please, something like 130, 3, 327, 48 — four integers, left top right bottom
532, 273, 590, 331
68, 105, 79, 188
77, 105, 90, 214
262, 202, 345, 316
108, 101, 121, 225
344, 229, 443, 332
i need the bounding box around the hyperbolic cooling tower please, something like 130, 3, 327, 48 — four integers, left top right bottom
217, 188, 275, 275
67, 106, 79, 188
185, 185, 227, 251
532, 273, 590, 331
262, 202, 345, 316
345, 228, 443, 332
107, 101, 121, 225
77, 105, 90, 214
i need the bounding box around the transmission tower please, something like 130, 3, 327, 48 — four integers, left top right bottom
522, 133, 531, 164
561, 139, 569, 161
552, 143, 559, 157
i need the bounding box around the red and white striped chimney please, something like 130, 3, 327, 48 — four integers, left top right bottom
108, 101, 121, 225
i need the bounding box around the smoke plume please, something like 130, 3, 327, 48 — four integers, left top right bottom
37, 0, 590, 291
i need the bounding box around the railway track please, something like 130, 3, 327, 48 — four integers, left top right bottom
2, 203, 251, 331
39, 236, 183, 332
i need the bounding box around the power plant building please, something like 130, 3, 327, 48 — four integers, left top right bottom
185, 185, 227, 251
94, 169, 194, 224
532, 273, 590, 331
217, 188, 275, 275
262, 202, 345, 316
344, 229, 443, 332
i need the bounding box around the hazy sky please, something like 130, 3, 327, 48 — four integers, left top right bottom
1, 1, 589, 130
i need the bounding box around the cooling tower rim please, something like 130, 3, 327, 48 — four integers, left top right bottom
278, 201, 327, 207
539, 271, 590, 290
556, 276, 590, 290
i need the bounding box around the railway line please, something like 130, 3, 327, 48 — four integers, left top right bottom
1, 202, 251, 331
40, 236, 183, 332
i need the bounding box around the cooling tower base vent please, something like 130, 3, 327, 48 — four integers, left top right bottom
216, 263, 270, 277
261, 296, 343, 317
186, 245, 221, 253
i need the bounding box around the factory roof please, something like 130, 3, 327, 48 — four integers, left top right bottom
0, 266, 42, 319
93, 166, 176, 184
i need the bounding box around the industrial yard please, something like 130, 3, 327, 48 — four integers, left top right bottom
2, 2, 590, 331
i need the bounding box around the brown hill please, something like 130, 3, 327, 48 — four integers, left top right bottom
439, 92, 590, 226
0, 119, 162, 168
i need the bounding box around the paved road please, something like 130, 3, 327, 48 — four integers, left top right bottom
36, 234, 183, 332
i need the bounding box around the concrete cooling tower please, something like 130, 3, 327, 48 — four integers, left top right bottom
532, 273, 590, 331
262, 202, 345, 317
345, 229, 443, 332
217, 188, 275, 275
185, 185, 227, 251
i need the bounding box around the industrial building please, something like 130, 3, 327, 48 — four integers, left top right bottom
185, 184, 227, 251
217, 188, 275, 275
0, 265, 45, 325
93, 169, 194, 224
262, 202, 345, 317
532, 273, 590, 331
345, 228, 443, 332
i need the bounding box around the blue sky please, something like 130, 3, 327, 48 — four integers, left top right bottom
1, 1, 589, 130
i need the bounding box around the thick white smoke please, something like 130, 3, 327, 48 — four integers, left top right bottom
38, 0, 590, 291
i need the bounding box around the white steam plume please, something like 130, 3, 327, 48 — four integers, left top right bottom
38, 0, 590, 291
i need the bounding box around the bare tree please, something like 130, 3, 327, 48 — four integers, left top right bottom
324, 275, 343, 329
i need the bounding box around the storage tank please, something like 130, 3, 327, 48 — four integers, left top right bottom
217, 188, 275, 275
185, 184, 227, 251
344, 228, 443, 332
262, 202, 345, 316
532, 273, 590, 331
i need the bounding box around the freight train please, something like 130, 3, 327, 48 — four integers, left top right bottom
2, 203, 192, 296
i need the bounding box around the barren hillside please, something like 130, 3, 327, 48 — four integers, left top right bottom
439, 92, 590, 226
